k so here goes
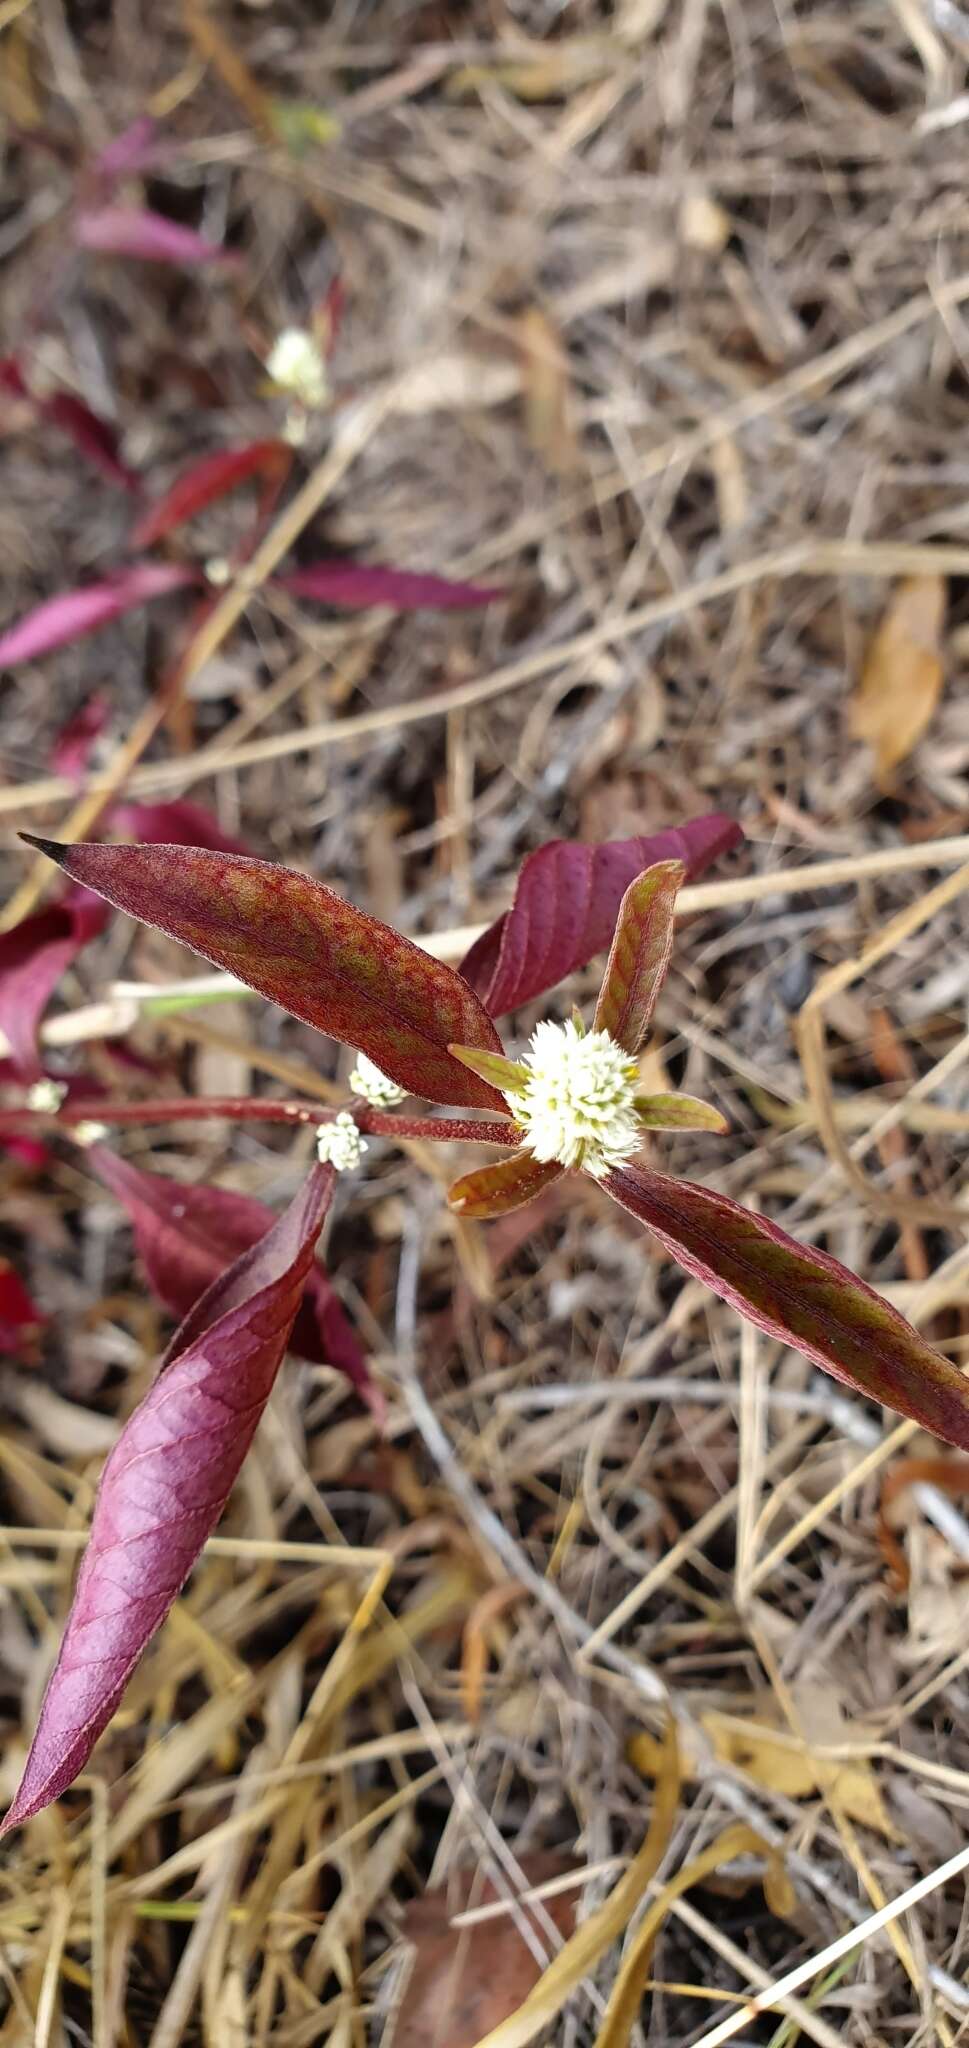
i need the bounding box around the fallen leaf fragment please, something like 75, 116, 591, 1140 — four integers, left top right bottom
850, 574, 946, 782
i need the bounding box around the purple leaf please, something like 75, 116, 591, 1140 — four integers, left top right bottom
276, 562, 504, 612
0, 564, 198, 669
51, 694, 111, 785
131, 441, 291, 550
459, 815, 744, 1017
0, 1261, 45, 1354
0, 890, 108, 1079
111, 799, 251, 856
76, 206, 238, 269
20, 841, 508, 1111
1, 358, 138, 490
88, 1146, 378, 1414
605, 1163, 969, 1450
0, 1163, 334, 1834
91, 116, 159, 184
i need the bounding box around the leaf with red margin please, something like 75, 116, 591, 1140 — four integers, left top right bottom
87, 1145, 378, 1415
459, 814, 744, 1018
20, 841, 507, 1111
605, 1163, 969, 1449
0, 889, 109, 1079
76, 206, 238, 268
0, 564, 198, 669
448, 1149, 563, 1219
0, 1163, 334, 1835
594, 861, 685, 1053
131, 441, 292, 550
276, 562, 504, 611
0, 1260, 45, 1354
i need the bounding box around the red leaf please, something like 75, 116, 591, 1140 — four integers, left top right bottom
88, 1146, 377, 1413
51, 694, 111, 785
0, 1164, 334, 1834
0, 564, 198, 668
448, 1148, 564, 1219
0, 1261, 45, 1354
20, 841, 508, 1111
1, 359, 138, 489
130, 440, 292, 550
593, 860, 684, 1053
276, 562, 503, 611
459, 814, 744, 1017
0, 890, 108, 1079
605, 1163, 969, 1450
111, 799, 251, 855
76, 206, 238, 268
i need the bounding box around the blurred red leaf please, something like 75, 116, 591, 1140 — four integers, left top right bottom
76, 206, 238, 268
460, 814, 743, 1017
91, 116, 158, 183
594, 859, 685, 1053
130, 440, 292, 550
21, 841, 508, 1110
51, 694, 111, 785
0, 1260, 45, 1354
0, 1163, 334, 1834
111, 798, 251, 855
0, 563, 198, 668
606, 1163, 969, 1450
276, 561, 504, 611
88, 1145, 378, 1413
1, 358, 138, 490
0, 889, 108, 1078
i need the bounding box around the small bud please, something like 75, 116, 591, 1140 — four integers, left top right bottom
316, 1111, 368, 1171
265, 327, 328, 410
204, 556, 233, 587
348, 1053, 406, 1107
26, 1080, 67, 1113
73, 1120, 109, 1148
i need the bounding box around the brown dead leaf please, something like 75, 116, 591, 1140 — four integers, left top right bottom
395, 1855, 579, 2048
520, 308, 578, 476
697, 1700, 898, 1840
850, 574, 946, 783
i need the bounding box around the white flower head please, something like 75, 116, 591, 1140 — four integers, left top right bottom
266, 327, 328, 410
509, 1019, 642, 1178
26, 1079, 67, 1113
316, 1111, 368, 1172
348, 1053, 406, 1107
73, 1120, 110, 1148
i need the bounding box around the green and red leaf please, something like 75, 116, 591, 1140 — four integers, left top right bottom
605, 1164, 969, 1450
459, 815, 743, 1018
593, 860, 684, 1052
20, 841, 507, 1110
634, 1093, 728, 1133
448, 1149, 563, 1219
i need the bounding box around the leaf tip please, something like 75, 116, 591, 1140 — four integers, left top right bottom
18, 833, 64, 863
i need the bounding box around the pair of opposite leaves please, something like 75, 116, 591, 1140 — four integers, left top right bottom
5, 813, 967, 1833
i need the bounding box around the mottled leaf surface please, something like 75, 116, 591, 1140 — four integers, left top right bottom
277, 562, 503, 611
21, 841, 506, 1110
88, 1146, 376, 1411
0, 1164, 333, 1834
0, 564, 197, 668
448, 1148, 563, 1219
606, 1164, 969, 1448
594, 860, 684, 1051
460, 815, 743, 1017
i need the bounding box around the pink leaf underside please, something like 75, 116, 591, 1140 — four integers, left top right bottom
0, 1163, 334, 1834
51, 694, 111, 784
593, 860, 685, 1053
459, 815, 744, 1017
76, 206, 238, 268
605, 1163, 969, 1450
0, 889, 108, 1079
20, 840, 507, 1111
91, 116, 159, 183
130, 440, 291, 549
89, 1146, 377, 1412
448, 1149, 565, 1219
0, 564, 197, 668
276, 562, 504, 611
0, 1262, 45, 1352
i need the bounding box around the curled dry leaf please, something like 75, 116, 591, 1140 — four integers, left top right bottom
87, 1145, 377, 1413
850, 574, 946, 783
0, 1164, 334, 1834
276, 561, 503, 611
396, 1856, 579, 2048
606, 1163, 969, 1451
21, 840, 507, 1110
460, 815, 743, 1017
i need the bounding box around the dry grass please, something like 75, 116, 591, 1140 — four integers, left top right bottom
3, 1, 969, 2042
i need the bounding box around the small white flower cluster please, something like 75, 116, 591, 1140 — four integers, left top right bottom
73, 1120, 110, 1148
508, 1018, 642, 1178
348, 1053, 406, 1107
316, 1112, 368, 1172
266, 328, 328, 410
26, 1080, 67, 1113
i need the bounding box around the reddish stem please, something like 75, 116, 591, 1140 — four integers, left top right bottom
3, 1094, 520, 1146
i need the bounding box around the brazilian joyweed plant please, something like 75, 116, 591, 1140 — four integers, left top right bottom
3, 809, 968, 1834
